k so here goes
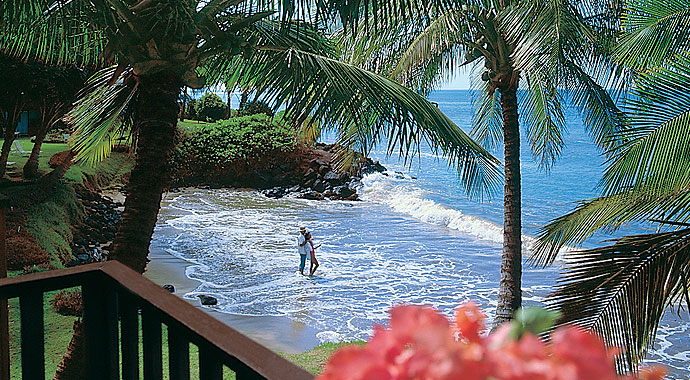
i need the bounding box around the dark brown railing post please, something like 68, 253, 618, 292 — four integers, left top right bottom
142, 307, 163, 379
19, 292, 44, 380
83, 280, 120, 380
0, 193, 9, 380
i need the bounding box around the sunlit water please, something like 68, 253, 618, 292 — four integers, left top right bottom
152, 90, 689, 377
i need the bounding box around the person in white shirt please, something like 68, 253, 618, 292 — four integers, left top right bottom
297, 226, 309, 275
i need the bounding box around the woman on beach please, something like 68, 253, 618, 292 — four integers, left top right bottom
306, 231, 321, 275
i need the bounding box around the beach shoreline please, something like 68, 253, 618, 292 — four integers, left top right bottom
144, 248, 321, 354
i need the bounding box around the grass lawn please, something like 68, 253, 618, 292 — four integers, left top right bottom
3, 137, 132, 185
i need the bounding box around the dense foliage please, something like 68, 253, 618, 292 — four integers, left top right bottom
195, 92, 227, 121
170, 114, 296, 184
51, 290, 82, 317
237, 100, 274, 117
318, 303, 666, 380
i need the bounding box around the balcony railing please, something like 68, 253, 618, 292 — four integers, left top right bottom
0, 261, 315, 380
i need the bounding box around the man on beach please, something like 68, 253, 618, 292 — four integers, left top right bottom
297, 226, 309, 275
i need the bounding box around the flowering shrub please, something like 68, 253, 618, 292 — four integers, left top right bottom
51, 290, 83, 317
317, 303, 666, 380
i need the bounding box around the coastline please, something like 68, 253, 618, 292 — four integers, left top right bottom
144, 248, 321, 354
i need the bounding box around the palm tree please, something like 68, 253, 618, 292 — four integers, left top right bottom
339, 0, 623, 325
532, 0, 690, 371
3, 0, 502, 275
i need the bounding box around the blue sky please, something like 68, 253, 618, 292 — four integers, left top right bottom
436, 67, 472, 90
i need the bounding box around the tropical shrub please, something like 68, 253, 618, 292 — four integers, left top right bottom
51, 290, 83, 316
318, 303, 666, 380
7, 231, 51, 270
195, 92, 226, 121
170, 114, 296, 185
238, 100, 274, 117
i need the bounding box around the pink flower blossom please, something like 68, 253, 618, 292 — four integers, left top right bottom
316, 302, 667, 380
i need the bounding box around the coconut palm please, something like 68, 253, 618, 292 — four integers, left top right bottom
532, 0, 690, 371
2, 0, 502, 274
339, 0, 623, 325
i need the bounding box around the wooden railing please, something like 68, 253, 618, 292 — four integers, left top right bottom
0, 261, 315, 380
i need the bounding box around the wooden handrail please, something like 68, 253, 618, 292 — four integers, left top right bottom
0, 261, 315, 380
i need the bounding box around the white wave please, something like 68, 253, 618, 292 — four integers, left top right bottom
360, 172, 510, 246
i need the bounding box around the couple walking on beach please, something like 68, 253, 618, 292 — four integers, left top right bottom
297, 226, 320, 275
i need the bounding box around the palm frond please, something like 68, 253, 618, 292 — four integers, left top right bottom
532, 186, 690, 266
470, 65, 503, 150
520, 67, 566, 169
388, 9, 469, 88
550, 228, 690, 372
65, 66, 137, 166
504, 0, 625, 154
220, 42, 502, 197
602, 56, 690, 195
0, 0, 103, 65
617, 0, 690, 70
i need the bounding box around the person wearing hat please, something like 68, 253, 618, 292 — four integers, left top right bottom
297, 226, 309, 275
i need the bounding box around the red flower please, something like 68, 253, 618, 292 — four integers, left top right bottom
316, 303, 667, 380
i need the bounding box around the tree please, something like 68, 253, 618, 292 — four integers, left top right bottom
4, 0, 501, 275
195, 92, 227, 121
531, 0, 690, 371
0, 56, 35, 178
23, 64, 85, 179
340, 0, 623, 325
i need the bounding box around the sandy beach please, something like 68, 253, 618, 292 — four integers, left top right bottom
144, 248, 320, 354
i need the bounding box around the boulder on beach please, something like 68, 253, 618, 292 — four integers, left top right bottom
197, 294, 218, 305
163, 284, 175, 293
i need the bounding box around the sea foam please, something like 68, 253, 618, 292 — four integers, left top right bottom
359, 172, 537, 249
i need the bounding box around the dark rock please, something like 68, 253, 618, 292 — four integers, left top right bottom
338, 172, 350, 182
362, 160, 386, 175
323, 171, 340, 181
252, 170, 272, 187
309, 158, 328, 170
345, 193, 359, 201
163, 284, 175, 293
313, 180, 325, 193
305, 168, 318, 181
198, 295, 218, 305
262, 187, 286, 199
333, 186, 356, 198
301, 191, 324, 200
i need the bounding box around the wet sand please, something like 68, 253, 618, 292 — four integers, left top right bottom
144, 249, 320, 354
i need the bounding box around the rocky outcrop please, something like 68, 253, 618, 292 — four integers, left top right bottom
259, 143, 386, 201
67, 189, 122, 266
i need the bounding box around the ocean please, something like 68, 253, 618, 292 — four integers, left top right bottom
152, 90, 689, 377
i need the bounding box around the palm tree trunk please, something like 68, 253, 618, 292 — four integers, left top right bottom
23, 125, 48, 179
53, 320, 85, 380
0, 120, 18, 179
495, 80, 522, 326
110, 72, 182, 273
